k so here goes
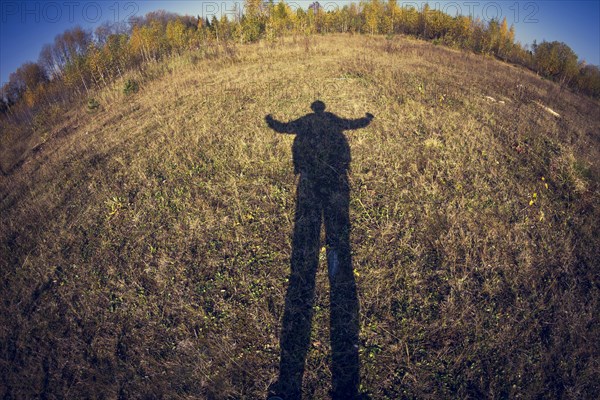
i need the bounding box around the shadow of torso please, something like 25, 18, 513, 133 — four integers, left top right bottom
291, 112, 351, 184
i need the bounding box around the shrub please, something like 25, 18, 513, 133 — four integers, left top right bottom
576, 64, 600, 98
32, 104, 63, 134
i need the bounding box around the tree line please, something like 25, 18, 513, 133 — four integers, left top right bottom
2, 0, 599, 125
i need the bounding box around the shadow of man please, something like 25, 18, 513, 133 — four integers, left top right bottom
266, 101, 374, 400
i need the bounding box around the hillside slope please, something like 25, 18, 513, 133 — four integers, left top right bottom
1, 34, 599, 398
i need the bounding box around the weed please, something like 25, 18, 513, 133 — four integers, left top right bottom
87, 98, 100, 112
123, 79, 139, 95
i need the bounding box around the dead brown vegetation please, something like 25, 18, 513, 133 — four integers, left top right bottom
1, 34, 599, 399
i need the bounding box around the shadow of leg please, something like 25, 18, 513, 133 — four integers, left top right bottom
276, 177, 321, 400
324, 179, 360, 399
330, 272, 359, 400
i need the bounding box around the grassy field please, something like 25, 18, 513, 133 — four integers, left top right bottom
1, 34, 599, 398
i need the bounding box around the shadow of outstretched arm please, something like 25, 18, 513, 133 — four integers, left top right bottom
265, 115, 298, 134
338, 112, 374, 130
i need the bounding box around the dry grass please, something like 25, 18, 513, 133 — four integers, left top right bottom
1, 34, 599, 398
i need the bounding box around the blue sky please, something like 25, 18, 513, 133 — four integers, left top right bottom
1, 1, 599, 85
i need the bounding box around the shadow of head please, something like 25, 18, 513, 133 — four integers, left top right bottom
311, 100, 326, 113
